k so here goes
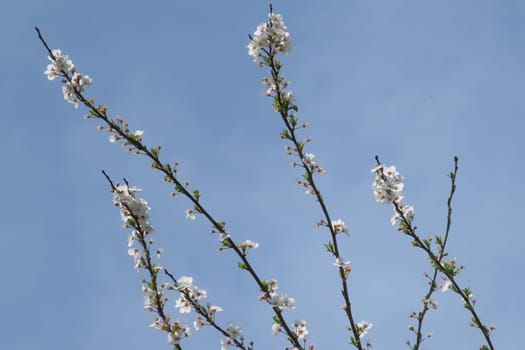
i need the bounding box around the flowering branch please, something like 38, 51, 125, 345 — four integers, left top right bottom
102, 171, 187, 348
373, 156, 495, 350
406, 157, 458, 349
247, 6, 367, 349
162, 269, 251, 350
37, 27, 306, 350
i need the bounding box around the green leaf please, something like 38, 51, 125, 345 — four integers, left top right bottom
289, 115, 297, 127
150, 147, 160, 157
324, 241, 334, 253
238, 261, 247, 270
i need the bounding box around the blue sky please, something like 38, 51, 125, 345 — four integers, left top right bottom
2, 0, 523, 349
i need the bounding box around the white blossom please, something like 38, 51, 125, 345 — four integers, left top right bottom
331, 219, 349, 234
167, 323, 190, 345
371, 164, 405, 204
334, 257, 350, 268
128, 247, 142, 270
356, 321, 373, 338
176, 276, 194, 290
441, 278, 452, 292
269, 293, 296, 310
372, 164, 415, 226
271, 322, 281, 335
238, 240, 259, 252
185, 209, 196, 220
44, 49, 92, 108
247, 11, 291, 63
194, 316, 204, 330
142, 285, 158, 311
221, 337, 232, 350
113, 184, 154, 234
292, 320, 308, 340
175, 295, 192, 314
226, 323, 243, 340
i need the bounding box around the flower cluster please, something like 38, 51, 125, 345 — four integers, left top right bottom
167, 321, 191, 345
221, 323, 244, 350
292, 320, 308, 341
112, 184, 154, 240
371, 164, 415, 226
296, 152, 326, 195
172, 276, 227, 333
44, 49, 92, 108
302, 153, 326, 175
247, 11, 291, 64
261, 76, 296, 112
175, 276, 208, 312
111, 181, 194, 345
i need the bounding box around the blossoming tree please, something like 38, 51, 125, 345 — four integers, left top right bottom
37, 5, 495, 350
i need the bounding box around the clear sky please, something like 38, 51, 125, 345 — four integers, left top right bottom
2, 1, 524, 349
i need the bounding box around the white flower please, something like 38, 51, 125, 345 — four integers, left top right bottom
331, 219, 349, 234
167, 332, 179, 345
208, 305, 223, 315
371, 164, 405, 204
176, 276, 194, 291
247, 11, 291, 63
292, 320, 308, 341
128, 247, 141, 270
390, 202, 415, 226
113, 184, 154, 233
356, 321, 373, 338
168, 322, 191, 344
269, 293, 296, 310
150, 317, 162, 330
238, 240, 259, 252
226, 323, 243, 340
441, 279, 452, 292
221, 337, 232, 350
44, 48, 93, 108
175, 295, 192, 314
45, 49, 74, 80
334, 257, 350, 268
194, 316, 204, 330
271, 322, 281, 335
142, 286, 157, 311
303, 153, 316, 165
185, 209, 196, 220
372, 163, 415, 226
